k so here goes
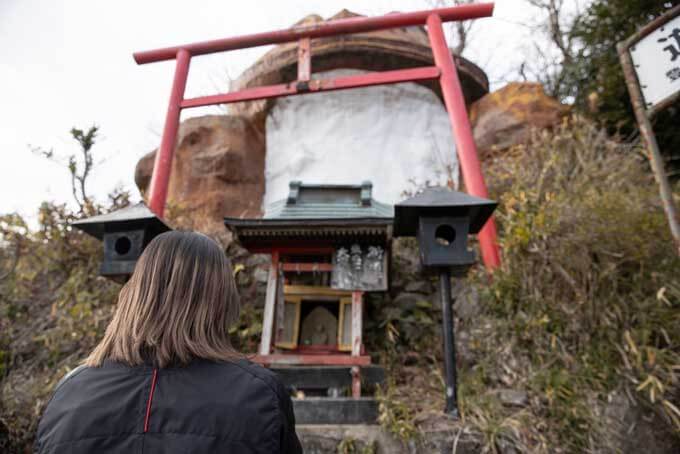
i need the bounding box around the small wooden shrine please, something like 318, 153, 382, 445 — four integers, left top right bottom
225, 181, 392, 423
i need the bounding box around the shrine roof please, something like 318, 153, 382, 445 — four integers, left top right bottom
224, 182, 394, 247
225, 181, 394, 228
72, 202, 171, 240
264, 184, 393, 221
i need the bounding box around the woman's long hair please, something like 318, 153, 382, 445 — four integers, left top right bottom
85, 231, 241, 368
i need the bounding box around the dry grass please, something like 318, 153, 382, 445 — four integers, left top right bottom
376, 116, 679, 452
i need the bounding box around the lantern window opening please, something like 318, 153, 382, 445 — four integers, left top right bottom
434, 224, 456, 247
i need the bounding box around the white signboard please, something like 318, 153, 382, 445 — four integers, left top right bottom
630, 14, 680, 109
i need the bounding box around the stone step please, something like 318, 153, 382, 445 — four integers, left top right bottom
293, 397, 378, 424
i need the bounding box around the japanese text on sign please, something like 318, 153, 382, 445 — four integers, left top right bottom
630, 14, 680, 109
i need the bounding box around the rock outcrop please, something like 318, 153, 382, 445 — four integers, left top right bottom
135, 115, 265, 234
135, 10, 490, 229
229, 9, 488, 123
470, 82, 569, 160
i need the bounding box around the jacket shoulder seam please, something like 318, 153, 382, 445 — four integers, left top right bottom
35, 366, 92, 453
42, 365, 89, 411
55, 365, 88, 391
227, 361, 280, 396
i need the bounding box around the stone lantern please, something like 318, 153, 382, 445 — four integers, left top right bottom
72, 202, 171, 280
394, 187, 497, 416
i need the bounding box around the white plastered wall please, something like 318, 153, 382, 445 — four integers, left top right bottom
264, 69, 458, 207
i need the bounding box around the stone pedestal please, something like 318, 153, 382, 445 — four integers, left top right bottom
297, 425, 481, 454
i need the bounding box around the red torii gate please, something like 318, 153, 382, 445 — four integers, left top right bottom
134, 3, 501, 269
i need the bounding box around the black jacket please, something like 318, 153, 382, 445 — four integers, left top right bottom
34, 358, 302, 454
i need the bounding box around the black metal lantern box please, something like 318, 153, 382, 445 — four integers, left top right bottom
72, 202, 171, 279
394, 187, 497, 274
394, 187, 497, 417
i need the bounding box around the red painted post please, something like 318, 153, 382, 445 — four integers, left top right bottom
180, 66, 440, 109
351, 366, 361, 398
147, 48, 191, 218
426, 13, 501, 269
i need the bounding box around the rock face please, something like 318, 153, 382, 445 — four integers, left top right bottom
135, 115, 265, 234
470, 82, 569, 159
134, 9, 490, 229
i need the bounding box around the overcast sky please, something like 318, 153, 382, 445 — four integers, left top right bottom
1, 0, 541, 220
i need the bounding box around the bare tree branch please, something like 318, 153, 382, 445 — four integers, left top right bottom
0, 240, 20, 282
519, 0, 586, 100
426, 0, 477, 55
30, 125, 99, 214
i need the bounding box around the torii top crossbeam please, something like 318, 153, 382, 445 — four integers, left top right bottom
133, 3, 501, 269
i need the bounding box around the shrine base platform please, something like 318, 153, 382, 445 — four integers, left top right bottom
297, 424, 481, 453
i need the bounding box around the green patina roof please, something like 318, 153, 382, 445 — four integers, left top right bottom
264, 181, 393, 220
224, 182, 394, 240
263, 194, 393, 220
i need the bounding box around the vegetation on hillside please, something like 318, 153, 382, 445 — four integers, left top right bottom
0, 127, 129, 452
369, 116, 679, 452
474, 116, 678, 451
2, 117, 680, 452
0, 202, 123, 451
523, 0, 678, 173
565, 1, 675, 138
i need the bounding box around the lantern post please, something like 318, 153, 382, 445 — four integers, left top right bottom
394, 187, 497, 417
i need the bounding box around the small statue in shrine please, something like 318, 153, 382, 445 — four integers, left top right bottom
311, 324, 329, 345
332, 247, 352, 289
362, 246, 384, 287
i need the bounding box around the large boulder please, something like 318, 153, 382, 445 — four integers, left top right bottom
229, 9, 489, 123
135, 115, 265, 234
470, 82, 569, 160
134, 9, 491, 231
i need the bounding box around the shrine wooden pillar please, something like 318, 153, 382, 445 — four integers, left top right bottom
351, 290, 364, 397
259, 251, 279, 356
